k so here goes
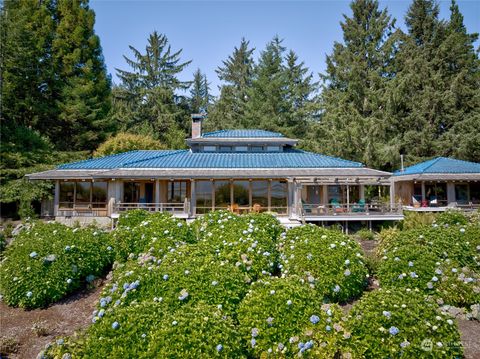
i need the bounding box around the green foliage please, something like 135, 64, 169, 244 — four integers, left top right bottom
48, 302, 245, 358
238, 277, 343, 358
112, 31, 191, 147
344, 288, 463, 358
0, 222, 114, 308
279, 225, 368, 302
192, 211, 282, 281
111, 211, 195, 261
401, 211, 437, 230
189, 68, 212, 113
355, 228, 376, 241
376, 224, 480, 306
94, 132, 166, 157
435, 210, 468, 226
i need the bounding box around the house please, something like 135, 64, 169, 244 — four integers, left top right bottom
27, 115, 403, 226
393, 157, 480, 211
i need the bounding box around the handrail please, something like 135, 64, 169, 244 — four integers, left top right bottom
300, 202, 403, 217
114, 202, 187, 213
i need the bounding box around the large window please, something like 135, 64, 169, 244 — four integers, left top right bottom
425, 182, 447, 205
214, 180, 230, 210
92, 182, 108, 207
251, 180, 268, 212
470, 183, 480, 204
196, 180, 213, 214
168, 181, 188, 203
233, 181, 250, 207
59, 182, 75, 208
271, 180, 287, 214
124, 182, 141, 203
76, 182, 91, 205
455, 184, 469, 205
59, 181, 108, 208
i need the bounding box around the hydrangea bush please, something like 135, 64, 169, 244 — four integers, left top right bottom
0, 222, 114, 308
237, 276, 344, 358
192, 211, 282, 280
111, 211, 195, 261
344, 288, 463, 358
47, 302, 245, 358
96, 245, 249, 317
279, 225, 368, 302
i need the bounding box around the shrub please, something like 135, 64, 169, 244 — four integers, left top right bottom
111, 211, 195, 261
435, 210, 468, 226
94, 132, 165, 157
0, 222, 114, 308
237, 276, 343, 358
343, 289, 463, 358
401, 211, 437, 230
355, 228, 375, 241
47, 302, 245, 358
96, 245, 249, 317
279, 225, 368, 302
192, 211, 281, 280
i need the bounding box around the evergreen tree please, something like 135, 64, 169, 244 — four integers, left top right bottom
244, 36, 289, 132
387, 0, 479, 165
316, 0, 398, 168
207, 38, 255, 131
189, 69, 212, 114
284, 50, 319, 138
0, 0, 57, 140
52, 0, 112, 151
113, 31, 191, 146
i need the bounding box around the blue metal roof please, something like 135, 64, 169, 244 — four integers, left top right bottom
57, 150, 179, 169
394, 157, 480, 176
57, 149, 363, 170
202, 129, 285, 138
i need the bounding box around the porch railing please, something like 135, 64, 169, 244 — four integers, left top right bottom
300, 202, 403, 217
113, 202, 188, 215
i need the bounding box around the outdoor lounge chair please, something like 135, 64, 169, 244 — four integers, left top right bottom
331, 198, 344, 213
352, 199, 366, 212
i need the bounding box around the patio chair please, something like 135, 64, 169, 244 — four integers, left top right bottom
252, 203, 262, 213
331, 198, 344, 213
352, 199, 366, 212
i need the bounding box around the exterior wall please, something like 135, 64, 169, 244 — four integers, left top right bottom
55, 216, 112, 227
447, 182, 456, 204
395, 181, 414, 205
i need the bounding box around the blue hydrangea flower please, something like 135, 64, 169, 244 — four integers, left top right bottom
112, 321, 120, 330
383, 311, 391, 318
400, 340, 410, 348
310, 315, 320, 324
66, 278, 72, 285
65, 246, 71, 251
141, 333, 147, 338
211, 280, 218, 286
56, 339, 64, 345
172, 320, 178, 326
107, 246, 112, 251
345, 259, 350, 265
251, 328, 259, 337
326, 325, 332, 331
304, 340, 314, 349
163, 274, 169, 281
216, 344, 223, 352
26, 291, 33, 298
278, 342, 285, 351
432, 276, 439, 282
251, 338, 256, 348
389, 326, 399, 335
333, 285, 341, 293
29, 252, 38, 258
408, 261, 414, 267
287, 300, 292, 306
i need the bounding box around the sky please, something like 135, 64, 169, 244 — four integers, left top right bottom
90, 0, 480, 96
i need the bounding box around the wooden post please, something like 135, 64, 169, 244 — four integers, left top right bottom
54, 180, 60, 217
389, 180, 395, 211
190, 179, 196, 217
421, 182, 426, 203
359, 184, 365, 201
155, 179, 160, 211
346, 184, 350, 211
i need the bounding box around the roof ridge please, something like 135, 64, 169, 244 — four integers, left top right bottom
201, 129, 228, 137
122, 150, 187, 166
420, 157, 443, 173
57, 150, 140, 169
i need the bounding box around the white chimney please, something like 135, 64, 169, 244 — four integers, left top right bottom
191, 114, 204, 139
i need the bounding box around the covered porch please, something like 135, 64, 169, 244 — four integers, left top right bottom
294, 176, 403, 222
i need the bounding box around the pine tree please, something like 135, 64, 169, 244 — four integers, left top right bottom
52, 0, 112, 151
316, 0, 398, 168
0, 0, 57, 140
284, 50, 319, 138
387, 0, 479, 165
244, 36, 289, 132
113, 31, 191, 146
189, 69, 212, 114
207, 38, 255, 131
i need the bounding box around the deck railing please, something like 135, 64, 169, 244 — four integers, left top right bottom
113, 202, 188, 215
300, 202, 403, 217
